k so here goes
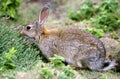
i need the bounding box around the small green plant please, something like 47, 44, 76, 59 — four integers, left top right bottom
100, 0, 118, 12
68, 0, 99, 21
1, 70, 15, 79
62, 66, 74, 77
0, 0, 21, 19
91, 11, 120, 31
86, 27, 104, 38
0, 47, 17, 71
58, 72, 68, 79
58, 65, 75, 79
102, 74, 109, 79
50, 54, 65, 67
40, 67, 54, 79
110, 31, 118, 39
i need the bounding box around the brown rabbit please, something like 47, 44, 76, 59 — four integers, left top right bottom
20, 5, 117, 71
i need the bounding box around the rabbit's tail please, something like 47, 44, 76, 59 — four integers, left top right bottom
102, 61, 118, 71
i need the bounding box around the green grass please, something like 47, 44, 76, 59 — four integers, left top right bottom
68, 0, 120, 38
0, 2, 46, 78
0, 21, 41, 70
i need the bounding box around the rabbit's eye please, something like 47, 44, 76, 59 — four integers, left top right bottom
26, 26, 31, 30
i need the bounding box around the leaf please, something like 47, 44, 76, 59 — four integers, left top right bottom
50, 54, 65, 67
6, 0, 12, 6
0, 0, 20, 19
8, 7, 16, 18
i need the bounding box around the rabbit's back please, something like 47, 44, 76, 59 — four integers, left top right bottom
59, 27, 99, 45
51, 27, 106, 68
58, 27, 106, 57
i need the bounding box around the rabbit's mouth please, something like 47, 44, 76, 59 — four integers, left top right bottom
24, 35, 35, 40
20, 32, 35, 40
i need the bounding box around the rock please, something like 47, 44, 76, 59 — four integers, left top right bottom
16, 72, 33, 79
100, 37, 120, 61
16, 71, 43, 79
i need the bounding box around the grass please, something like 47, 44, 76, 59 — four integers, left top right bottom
0, 21, 41, 71
0, 0, 120, 79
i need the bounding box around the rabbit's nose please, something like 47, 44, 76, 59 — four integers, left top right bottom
20, 31, 24, 36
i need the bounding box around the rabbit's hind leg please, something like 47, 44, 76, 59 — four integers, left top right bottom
80, 57, 104, 71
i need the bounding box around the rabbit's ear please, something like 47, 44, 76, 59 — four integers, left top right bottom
39, 5, 49, 25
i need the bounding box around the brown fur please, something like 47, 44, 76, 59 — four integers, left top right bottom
42, 26, 59, 35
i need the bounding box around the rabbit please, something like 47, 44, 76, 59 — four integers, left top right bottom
20, 5, 117, 71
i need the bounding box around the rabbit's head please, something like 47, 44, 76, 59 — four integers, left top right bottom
20, 5, 49, 39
